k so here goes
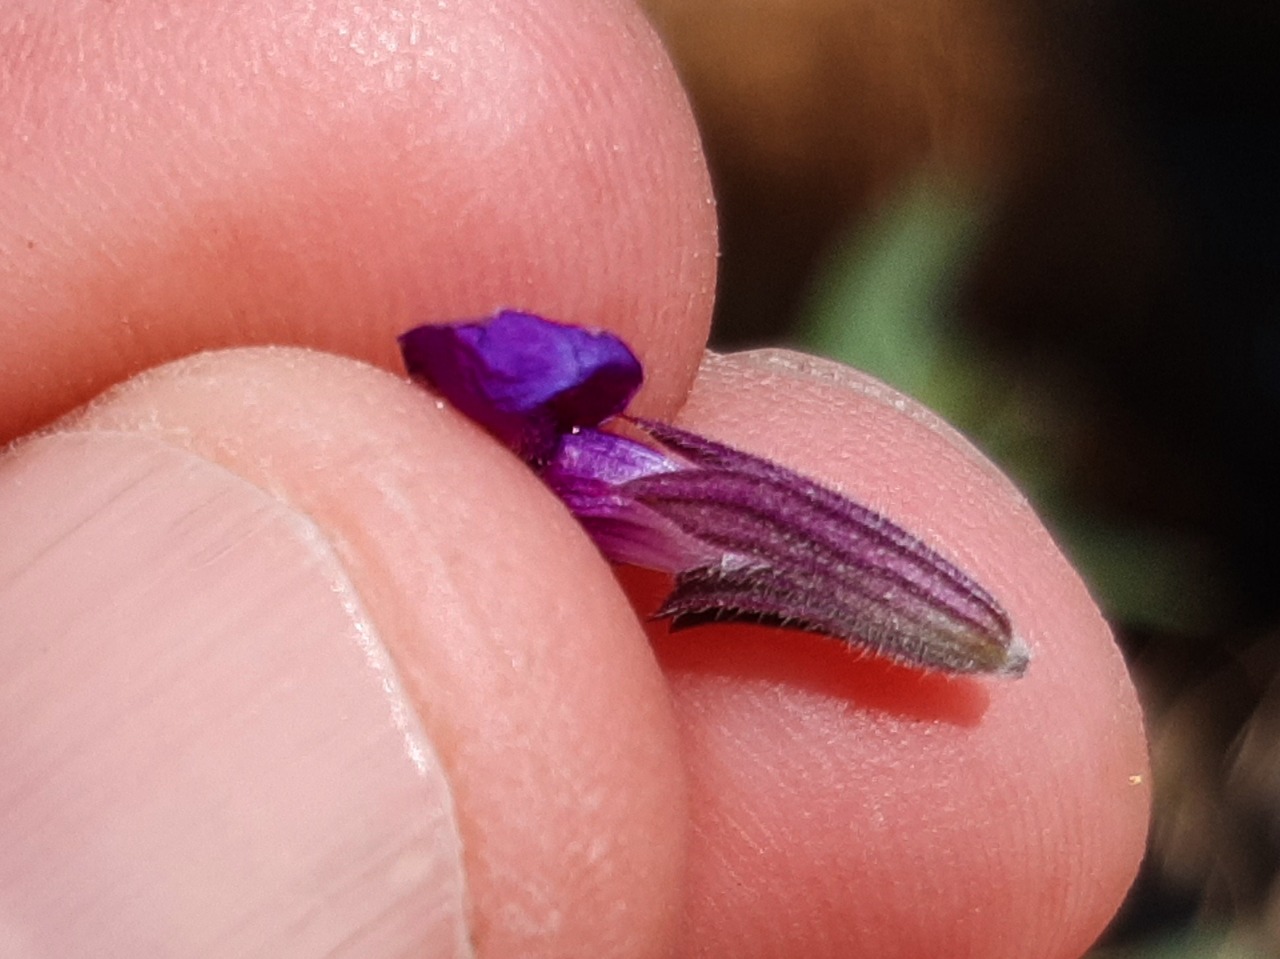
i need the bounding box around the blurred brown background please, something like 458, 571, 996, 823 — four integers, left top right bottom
639, 2, 1280, 955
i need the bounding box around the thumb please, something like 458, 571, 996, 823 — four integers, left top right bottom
0, 349, 687, 959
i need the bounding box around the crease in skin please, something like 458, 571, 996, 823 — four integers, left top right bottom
279, 492, 475, 959
4, 426, 475, 958
712, 348, 1030, 503
297, 511, 434, 779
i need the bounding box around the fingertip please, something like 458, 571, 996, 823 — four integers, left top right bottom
660, 350, 1149, 958
0, 0, 716, 439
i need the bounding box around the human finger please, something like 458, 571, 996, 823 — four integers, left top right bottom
0, 0, 716, 440
655, 350, 1150, 959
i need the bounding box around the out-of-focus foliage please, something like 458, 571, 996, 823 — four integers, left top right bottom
798, 174, 1224, 633
1090, 927, 1271, 959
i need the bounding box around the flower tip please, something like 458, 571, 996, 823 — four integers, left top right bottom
934, 624, 1030, 678
996, 635, 1032, 677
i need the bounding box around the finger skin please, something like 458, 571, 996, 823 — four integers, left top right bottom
657, 350, 1151, 959
0, 0, 716, 439
56, 348, 690, 959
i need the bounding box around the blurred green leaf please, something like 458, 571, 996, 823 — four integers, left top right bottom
1087, 926, 1273, 959
799, 173, 986, 407
795, 172, 1222, 632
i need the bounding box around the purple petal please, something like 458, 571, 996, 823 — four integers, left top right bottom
398, 310, 642, 464
542, 429, 720, 571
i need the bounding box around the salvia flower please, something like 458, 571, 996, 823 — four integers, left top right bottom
399, 310, 1029, 677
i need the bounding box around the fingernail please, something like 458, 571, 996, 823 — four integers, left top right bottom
720, 348, 950, 428
0, 433, 471, 958
718, 348, 1020, 492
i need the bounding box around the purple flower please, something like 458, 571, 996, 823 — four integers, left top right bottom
399, 310, 1029, 677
